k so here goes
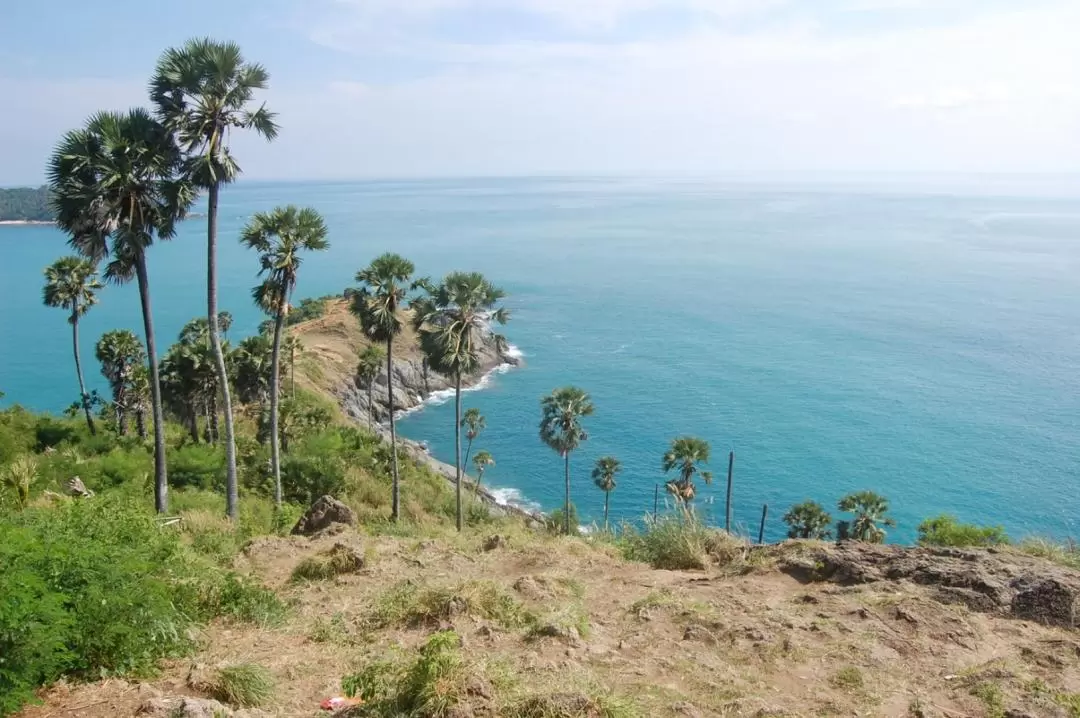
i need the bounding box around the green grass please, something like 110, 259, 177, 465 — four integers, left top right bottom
291, 543, 365, 582
212, 663, 275, 708
830, 667, 864, 691
970, 682, 1006, 718
1015, 537, 1080, 570
362, 580, 537, 631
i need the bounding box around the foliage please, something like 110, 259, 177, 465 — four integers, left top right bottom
783, 500, 833, 539
618, 516, 710, 570
1014, 537, 1080, 570
212, 663, 275, 708
291, 543, 364, 582
662, 437, 712, 508
837, 491, 895, 543
362, 580, 535, 632
168, 443, 226, 491
539, 387, 594, 535
0, 186, 52, 221
0, 497, 281, 715
1, 455, 38, 509
916, 514, 1008, 547
545, 504, 581, 536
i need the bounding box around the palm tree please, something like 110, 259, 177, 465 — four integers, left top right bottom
284, 334, 303, 398
413, 272, 509, 532
837, 491, 895, 543
48, 108, 194, 514
356, 344, 385, 427
472, 450, 495, 495
2, 456, 37, 510
662, 437, 713, 517
152, 38, 279, 521
782, 500, 833, 539
241, 206, 329, 508
43, 256, 102, 435
95, 329, 146, 436
591, 456, 621, 530
129, 364, 150, 439
539, 387, 594, 535
232, 334, 275, 406
461, 407, 486, 475
351, 254, 415, 521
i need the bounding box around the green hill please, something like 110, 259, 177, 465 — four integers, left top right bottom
0, 186, 52, 222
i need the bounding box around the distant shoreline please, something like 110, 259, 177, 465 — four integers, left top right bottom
0, 220, 54, 226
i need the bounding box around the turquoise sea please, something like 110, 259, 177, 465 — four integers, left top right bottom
2, 177, 1080, 542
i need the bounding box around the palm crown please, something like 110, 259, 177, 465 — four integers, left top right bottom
241, 206, 329, 314
357, 345, 384, 387
838, 491, 895, 543
352, 253, 416, 342
412, 272, 509, 378
48, 108, 193, 276
539, 387, 594, 455
462, 408, 486, 441
151, 37, 278, 188
662, 436, 713, 504
43, 257, 102, 321
592, 456, 621, 493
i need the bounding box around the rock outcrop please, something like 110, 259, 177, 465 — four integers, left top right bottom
291, 495, 357, 537
780, 541, 1080, 628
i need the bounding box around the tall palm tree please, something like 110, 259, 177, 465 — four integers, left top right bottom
591, 456, 621, 530
461, 407, 486, 476
43, 256, 102, 435
662, 437, 713, 517
152, 38, 279, 521
356, 344, 385, 427
48, 108, 193, 514
95, 329, 146, 436
413, 272, 509, 532
783, 500, 833, 540
837, 491, 895, 543
351, 253, 415, 521
472, 450, 495, 495
539, 387, 594, 535
241, 206, 329, 508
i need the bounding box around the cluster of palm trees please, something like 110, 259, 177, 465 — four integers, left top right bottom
782, 491, 896, 543
44, 38, 278, 515
349, 254, 510, 531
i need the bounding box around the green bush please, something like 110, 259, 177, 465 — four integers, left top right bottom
212, 663, 275, 708
0, 496, 284, 716
618, 517, 711, 570
168, 444, 226, 491
545, 503, 580, 535
916, 515, 1008, 548
281, 451, 346, 506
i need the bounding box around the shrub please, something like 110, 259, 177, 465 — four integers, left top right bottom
281, 452, 346, 506
917, 515, 1008, 548
291, 543, 365, 582
168, 444, 226, 491
618, 517, 711, 570
545, 503, 580, 535
212, 663, 275, 708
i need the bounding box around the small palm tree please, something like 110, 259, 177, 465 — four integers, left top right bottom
461, 407, 486, 474
413, 272, 509, 531
241, 205, 329, 508
591, 456, 621, 530
539, 387, 594, 535
129, 364, 151, 439
2, 456, 38, 510
43, 256, 103, 436
152, 38, 279, 521
48, 108, 194, 514
837, 491, 895, 543
351, 253, 415, 521
662, 437, 713, 516
782, 500, 833, 539
95, 329, 146, 436
232, 334, 275, 406
472, 450, 495, 495
356, 344, 385, 427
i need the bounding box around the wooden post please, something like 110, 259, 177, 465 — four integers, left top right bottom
758, 503, 768, 545
653, 484, 659, 519
725, 451, 734, 532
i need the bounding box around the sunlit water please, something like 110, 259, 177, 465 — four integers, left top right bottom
3, 176, 1079, 541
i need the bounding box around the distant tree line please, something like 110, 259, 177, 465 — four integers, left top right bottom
0, 186, 52, 222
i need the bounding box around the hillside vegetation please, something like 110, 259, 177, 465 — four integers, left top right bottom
0, 186, 51, 222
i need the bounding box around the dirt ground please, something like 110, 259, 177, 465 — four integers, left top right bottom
17, 526, 1080, 718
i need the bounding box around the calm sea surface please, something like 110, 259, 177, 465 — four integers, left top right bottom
3, 177, 1079, 542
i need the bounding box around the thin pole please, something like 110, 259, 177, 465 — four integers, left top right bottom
758, 503, 768, 545
725, 451, 734, 532
653, 484, 659, 518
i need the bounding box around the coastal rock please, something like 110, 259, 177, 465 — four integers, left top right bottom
779, 541, 1080, 626
137, 697, 270, 718
291, 495, 357, 536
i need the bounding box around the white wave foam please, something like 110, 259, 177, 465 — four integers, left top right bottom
393, 347, 522, 420
505, 344, 525, 359
489, 487, 542, 513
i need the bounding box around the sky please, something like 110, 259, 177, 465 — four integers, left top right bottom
1, 0, 1078, 183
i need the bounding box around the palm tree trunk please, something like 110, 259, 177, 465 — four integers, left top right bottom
270, 310, 284, 508
455, 373, 463, 532
463, 437, 474, 481
475, 468, 485, 496
207, 181, 239, 520
564, 452, 571, 535
604, 491, 610, 530
70, 306, 95, 436
134, 252, 167, 514
208, 392, 219, 444
135, 408, 147, 439
290, 344, 296, 398
188, 411, 199, 443
387, 338, 400, 521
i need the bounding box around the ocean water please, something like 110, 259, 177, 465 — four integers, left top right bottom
2, 176, 1079, 542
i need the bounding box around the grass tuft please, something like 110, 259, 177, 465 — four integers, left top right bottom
363, 579, 536, 630
212, 663, 275, 708
291, 542, 365, 582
